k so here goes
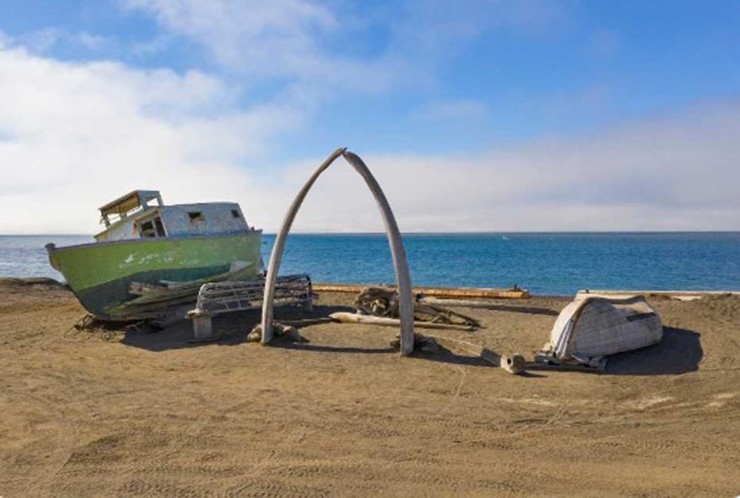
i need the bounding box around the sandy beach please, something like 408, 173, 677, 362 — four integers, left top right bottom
0, 278, 738, 497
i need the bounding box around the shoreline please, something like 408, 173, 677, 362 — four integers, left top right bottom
3, 230, 740, 236
3, 276, 740, 308
2, 276, 739, 299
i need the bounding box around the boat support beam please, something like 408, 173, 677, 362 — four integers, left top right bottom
260, 147, 416, 356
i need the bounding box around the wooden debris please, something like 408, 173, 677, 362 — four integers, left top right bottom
576, 289, 740, 302
432, 335, 525, 375
353, 287, 480, 329
415, 285, 529, 300
387, 332, 524, 375
111, 262, 255, 320
389, 333, 440, 354
418, 297, 558, 316
248, 323, 308, 344
315, 283, 529, 299
531, 350, 607, 373
246, 327, 262, 343
417, 302, 480, 328
329, 312, 476, 331
354, 286, 399, 317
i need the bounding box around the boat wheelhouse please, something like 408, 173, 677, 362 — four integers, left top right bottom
47, 190, 263, 321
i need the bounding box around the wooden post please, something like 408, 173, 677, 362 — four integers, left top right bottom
191, 312, 214, 342
260, 148, 416, 356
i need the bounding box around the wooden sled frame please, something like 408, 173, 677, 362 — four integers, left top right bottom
188, 274, 313, 342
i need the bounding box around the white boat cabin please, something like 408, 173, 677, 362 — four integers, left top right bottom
95, 190, 252, 242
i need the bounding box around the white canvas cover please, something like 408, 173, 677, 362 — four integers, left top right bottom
549, 295, 663, 364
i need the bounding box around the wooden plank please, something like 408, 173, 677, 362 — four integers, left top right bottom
577, 289, 739, 301
415, 286, 529, 299
313, 283, 529, 299
420, 297, 528, 309
329, 312, 474, 331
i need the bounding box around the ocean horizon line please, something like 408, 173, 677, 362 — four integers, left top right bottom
1, 230, 739, 237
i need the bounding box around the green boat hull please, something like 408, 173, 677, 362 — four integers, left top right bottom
47, 232, 262, 320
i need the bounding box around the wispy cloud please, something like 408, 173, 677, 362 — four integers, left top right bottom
122, 0, 337, 76
12, 28, 108, 54
120, 0, 570, 93
264, 101, 740, 232
391, 0, 567, 47
419, 100, 489, 121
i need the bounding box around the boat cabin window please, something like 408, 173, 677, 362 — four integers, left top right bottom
138, 217, 166, 238
188, 211, 205, 223
231, 209, 240, 219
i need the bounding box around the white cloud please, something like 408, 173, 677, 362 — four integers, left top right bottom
120, 0, 568, 95
121, 0, 411, 97
123, 0, 335, 76
0, 42, 737, 235
0, 45, 300, 234
268, 101, 740, 232
75, 32, 107, 50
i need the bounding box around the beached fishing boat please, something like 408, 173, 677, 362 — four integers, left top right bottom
46, 190, 263, 320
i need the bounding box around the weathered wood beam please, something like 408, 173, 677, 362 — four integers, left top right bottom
313, 283, 529, 299
329, 311, 474, 331
428, 335, 525, 375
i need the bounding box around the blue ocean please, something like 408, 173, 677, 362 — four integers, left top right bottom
1, 233, 738, 296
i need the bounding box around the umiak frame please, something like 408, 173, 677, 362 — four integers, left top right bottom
259, 148, 416, 356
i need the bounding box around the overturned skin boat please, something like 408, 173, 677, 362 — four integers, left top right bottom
537, 295, 663, 370
46, 190, 263, 321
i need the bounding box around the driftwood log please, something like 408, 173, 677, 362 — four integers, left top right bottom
314, 283, 529, 299
430, 336, 525, 375
329, 312, 476, 331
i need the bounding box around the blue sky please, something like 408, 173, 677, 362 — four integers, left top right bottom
0, 0, 738, 232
